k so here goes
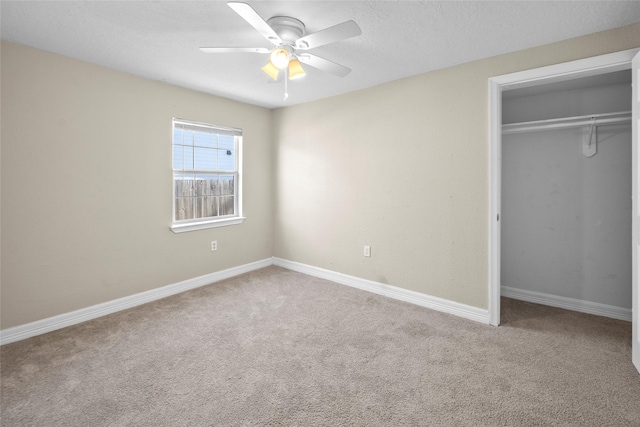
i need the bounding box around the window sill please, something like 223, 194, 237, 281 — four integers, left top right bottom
170, 217, 245, 233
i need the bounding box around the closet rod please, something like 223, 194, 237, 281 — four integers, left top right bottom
502, 111, 631, 135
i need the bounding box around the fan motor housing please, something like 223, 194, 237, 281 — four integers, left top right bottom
267, 16, 305, 43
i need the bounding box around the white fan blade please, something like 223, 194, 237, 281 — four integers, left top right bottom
295, 20, 361, 50
228, 2, 282, 45
200, 47, 270, 54
298, 54, 351, 77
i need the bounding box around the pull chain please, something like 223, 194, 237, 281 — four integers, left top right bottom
284, 66, 289, 101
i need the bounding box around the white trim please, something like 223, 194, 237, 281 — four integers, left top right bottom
632, 50, 640, 372
490, 49, 639, 90
273, 257, 490, 325
173, 118, 242, 136
0, 258, 272, 345
488, 79, 502, 326
1, 256, 494, 346
488, 48, 640, 329
170, 216, 245, 233
501, 286, 632, 322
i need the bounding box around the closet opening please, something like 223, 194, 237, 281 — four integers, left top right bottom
500, 70, 632, 321
488, 48, 640, 373
488, 48, 640, 331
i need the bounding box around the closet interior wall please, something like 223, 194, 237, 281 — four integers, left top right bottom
501, 72, 633, 314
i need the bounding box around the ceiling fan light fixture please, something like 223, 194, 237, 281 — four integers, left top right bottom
288, 59, 306, 80
261, 61, 280, 80
270, 47, 290, 69
201, 3, 362, 89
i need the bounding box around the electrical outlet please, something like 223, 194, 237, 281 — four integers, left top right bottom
364, 245, 371, 257
211, 240, 218, 251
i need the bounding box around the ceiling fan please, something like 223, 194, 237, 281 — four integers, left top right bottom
200, 2, 362, 82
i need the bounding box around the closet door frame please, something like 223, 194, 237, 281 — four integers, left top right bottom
488, 48, 640, 329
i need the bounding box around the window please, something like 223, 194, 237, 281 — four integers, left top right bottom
171, 119, 243, 233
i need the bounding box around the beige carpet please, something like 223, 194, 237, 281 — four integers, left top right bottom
1, 266, 639, 426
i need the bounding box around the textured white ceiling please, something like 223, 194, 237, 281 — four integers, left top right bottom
2, 1, 640, 109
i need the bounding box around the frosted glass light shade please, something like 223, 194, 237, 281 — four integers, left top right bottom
288, 59, 306, 80
261, 61, 280, 80
270, 48, 290, 69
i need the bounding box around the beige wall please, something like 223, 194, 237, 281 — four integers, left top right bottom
2, 23, 640, 330
272, 23, 640, 309
1, 41, 273, 328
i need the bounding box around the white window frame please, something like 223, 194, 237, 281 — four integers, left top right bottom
170, 118, 244, 233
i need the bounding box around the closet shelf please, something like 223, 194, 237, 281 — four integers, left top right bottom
502, 111, 631, 134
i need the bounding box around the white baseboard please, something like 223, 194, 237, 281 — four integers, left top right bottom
501, 286, 632, 322
273, 257, 490, 325
0, 258, 272, 346
1, 256, 493, 346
